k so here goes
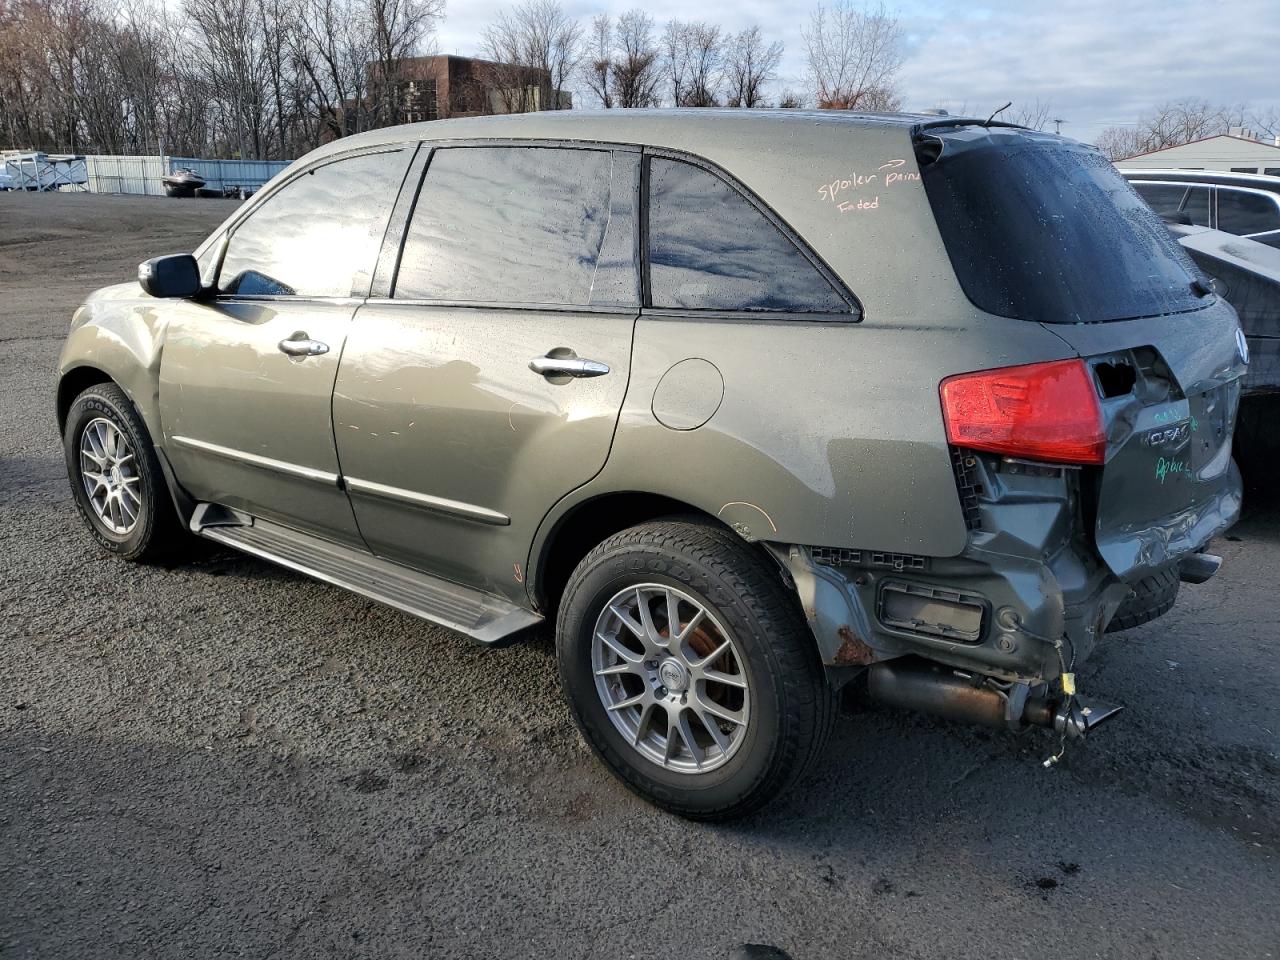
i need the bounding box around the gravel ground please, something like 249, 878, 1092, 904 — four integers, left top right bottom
1, 192, 1278, 960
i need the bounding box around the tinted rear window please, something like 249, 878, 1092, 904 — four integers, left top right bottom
921, 130, 1205, 323
647, 157, 848, 313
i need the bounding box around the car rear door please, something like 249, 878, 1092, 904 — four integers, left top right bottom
331, 143, 640, 603
159, 146, 413, 546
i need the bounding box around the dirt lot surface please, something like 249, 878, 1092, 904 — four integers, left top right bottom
2, 192, 1278, 959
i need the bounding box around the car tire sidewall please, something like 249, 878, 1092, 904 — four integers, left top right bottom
558, 545, 788, 810
63, 388, 163, 559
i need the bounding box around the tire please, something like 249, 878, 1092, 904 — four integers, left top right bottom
556, 519, 834, 820
63, 382, 185, 562
1105, 566, 1180, 633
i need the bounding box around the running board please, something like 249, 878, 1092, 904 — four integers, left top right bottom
195, 511, 542, 645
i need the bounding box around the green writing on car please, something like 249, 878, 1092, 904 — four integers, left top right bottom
1155, 457, 1189, 483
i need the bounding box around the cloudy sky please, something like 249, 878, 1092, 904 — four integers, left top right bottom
435, 0, 1280, 144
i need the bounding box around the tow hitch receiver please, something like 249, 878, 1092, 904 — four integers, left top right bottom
867, 658, 1123, 742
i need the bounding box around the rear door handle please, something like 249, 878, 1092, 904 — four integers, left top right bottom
529, 355, 610, 378
278, 332, 329, 357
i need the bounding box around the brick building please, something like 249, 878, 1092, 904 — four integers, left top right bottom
379, 55, 571, 123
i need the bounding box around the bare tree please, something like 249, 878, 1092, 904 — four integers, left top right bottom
682, 22, 723, 107
724, 26, 782, 108
1249, 105, 1280, 143
583, 13, 613, 108
802, 1, 903, 111
1008, 98, 1053, 131
610, 9, 661, 109
482, 0, 582, 113
777, 88, 807, 109
661, 20, 690, 108
1095, 98, 1246, 160
366, 0, 444, 126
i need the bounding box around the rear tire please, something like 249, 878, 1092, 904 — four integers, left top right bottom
63, 382, 186, 563
1106, 566, 1180, 632
556, 519, 833, 820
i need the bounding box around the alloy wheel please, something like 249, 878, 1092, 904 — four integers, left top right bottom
591, 583, 751, 773
79, 416, 142, 535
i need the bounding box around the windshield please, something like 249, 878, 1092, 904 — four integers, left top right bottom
920, 128, 1207, 324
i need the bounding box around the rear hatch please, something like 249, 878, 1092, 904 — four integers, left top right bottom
919, 124, 1246, 581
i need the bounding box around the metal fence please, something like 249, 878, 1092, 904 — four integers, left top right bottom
46, 154, 290, 196
83, 154, 166, 195
168, 157, 290, 194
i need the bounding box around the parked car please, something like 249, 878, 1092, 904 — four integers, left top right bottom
1122, 168, 1280, 248
57, 112, 1246, 819
1170, 223, 1280, 473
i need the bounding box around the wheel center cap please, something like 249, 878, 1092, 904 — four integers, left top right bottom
658, 658, 689, 693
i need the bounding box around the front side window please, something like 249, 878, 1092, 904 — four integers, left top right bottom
1183, 186, 1211, 226
394, 146, 638, 306
1133, 182, 1187, 218
218, 149, 409, 297
646, 157, 848, 313
1217, 189, 1280, 235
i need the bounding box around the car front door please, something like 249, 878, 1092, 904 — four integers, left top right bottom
159, 146, 413, 546
332, 144, 640, 603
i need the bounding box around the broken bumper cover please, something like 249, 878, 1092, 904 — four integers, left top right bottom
772, 442, 1238, 685
771, 542, 1129, 684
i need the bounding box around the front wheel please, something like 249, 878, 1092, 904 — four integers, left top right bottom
63, 382, 185, 562
556, 520, 833, 820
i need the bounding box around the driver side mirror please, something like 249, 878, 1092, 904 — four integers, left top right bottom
138, 254, 202, 299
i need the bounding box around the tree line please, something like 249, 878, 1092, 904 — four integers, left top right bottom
0, 0, 443, 160
0, 0, 914, 160
1095, 98, 1279, 160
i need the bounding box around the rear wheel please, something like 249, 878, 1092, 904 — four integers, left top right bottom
556, 519, 833, 820
63, 382, 186, 562
1106, 566, 1180, 632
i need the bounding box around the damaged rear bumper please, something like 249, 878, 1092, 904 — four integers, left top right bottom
770, 448, 1236, 688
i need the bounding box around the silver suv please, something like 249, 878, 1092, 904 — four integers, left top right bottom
57, 112, 1246, 818
1124, 168, 1280, 248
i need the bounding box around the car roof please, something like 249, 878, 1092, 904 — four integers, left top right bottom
325, 108, 987, 154
1120, 168, 1280, 192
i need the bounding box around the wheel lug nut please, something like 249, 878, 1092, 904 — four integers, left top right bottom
656, 686, 667, 697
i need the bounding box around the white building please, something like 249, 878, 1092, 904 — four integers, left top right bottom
1119, 128, 1280, 176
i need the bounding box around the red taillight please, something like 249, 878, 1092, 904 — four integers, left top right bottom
939, 359, 1106, 465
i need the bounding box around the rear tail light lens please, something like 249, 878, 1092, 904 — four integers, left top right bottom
940, 359, 1105, 465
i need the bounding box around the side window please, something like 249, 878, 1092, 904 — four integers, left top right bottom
647, 157, 848, 313
218, 149, 408, 297
1217, 189, 1280, 236
1132, 183, 1187, 218
394, 146, 638, 306
1183, 186, 1211, 226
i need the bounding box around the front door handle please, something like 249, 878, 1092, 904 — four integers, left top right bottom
529, 355, 610, 378
278, 332, 329, 357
